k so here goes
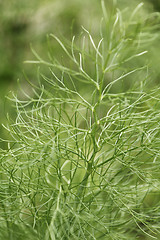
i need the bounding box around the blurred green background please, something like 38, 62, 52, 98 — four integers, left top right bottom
0, 0, 160, 149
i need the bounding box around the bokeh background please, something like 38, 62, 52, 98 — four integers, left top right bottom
0, 0, 160, 149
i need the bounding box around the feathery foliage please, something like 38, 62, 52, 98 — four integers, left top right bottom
1, 2, 160, 239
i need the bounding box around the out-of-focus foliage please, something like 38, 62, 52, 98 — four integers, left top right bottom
1, 0, 160, 89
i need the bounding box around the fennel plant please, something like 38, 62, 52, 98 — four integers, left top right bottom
1, 2, 160, 239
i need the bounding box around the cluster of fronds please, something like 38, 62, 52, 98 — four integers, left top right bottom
1, 2, 160, 239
